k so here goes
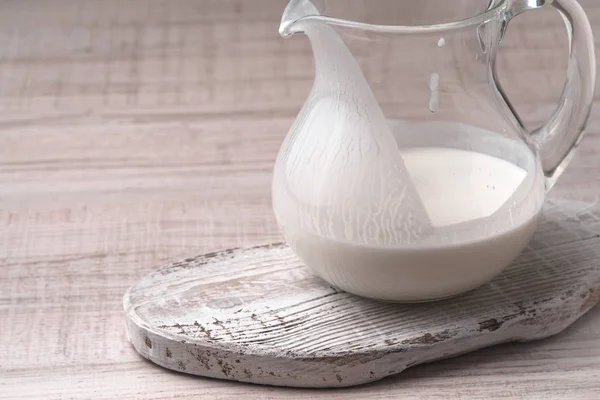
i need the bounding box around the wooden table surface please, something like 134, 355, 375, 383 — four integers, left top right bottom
2, 1, 600, 398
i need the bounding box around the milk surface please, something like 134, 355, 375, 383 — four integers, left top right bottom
401, 147, 528, 227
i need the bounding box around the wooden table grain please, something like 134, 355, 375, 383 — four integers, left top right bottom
2, 1, 600, 398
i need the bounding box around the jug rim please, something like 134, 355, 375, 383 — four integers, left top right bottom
280, 0, 507, 36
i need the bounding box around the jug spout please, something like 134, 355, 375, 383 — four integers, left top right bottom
279, 0, 318, 37
275, 0, 436, 247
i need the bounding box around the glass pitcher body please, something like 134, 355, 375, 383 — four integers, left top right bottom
273, 0, 595, 301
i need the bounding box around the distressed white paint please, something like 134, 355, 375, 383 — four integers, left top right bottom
125, 198, 600, 388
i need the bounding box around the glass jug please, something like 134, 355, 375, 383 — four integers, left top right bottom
273, 0, 596, 302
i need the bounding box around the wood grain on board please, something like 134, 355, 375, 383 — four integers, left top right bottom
2, 0, 600, 399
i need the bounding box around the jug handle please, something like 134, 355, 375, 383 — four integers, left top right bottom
498, 0, 596, 190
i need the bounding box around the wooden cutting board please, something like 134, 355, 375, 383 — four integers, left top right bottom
124, 197, 600, 388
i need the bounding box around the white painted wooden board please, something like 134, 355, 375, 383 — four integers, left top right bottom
125, 198, 600, 388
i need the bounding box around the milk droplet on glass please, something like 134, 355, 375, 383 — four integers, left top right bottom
437, 37, 445, 47
429, 73, 440, 113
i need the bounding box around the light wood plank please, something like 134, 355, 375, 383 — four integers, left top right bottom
2, 0, 600, 398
